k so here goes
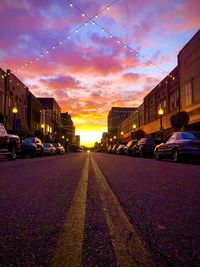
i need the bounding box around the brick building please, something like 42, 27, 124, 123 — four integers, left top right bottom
107, 107, 137, 136
0, 69, 29, 134
37, 97, 61, 141
178, 29, 200, 130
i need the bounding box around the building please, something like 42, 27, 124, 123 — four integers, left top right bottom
37, 97, 61, 141
61, 112, 75, 145
27, 92, 42, 135
107, 107, 137, 135
75, 135, 80, 146
0, 68, 6, 121
178, 29, 200, 130
0, 69, 29, 135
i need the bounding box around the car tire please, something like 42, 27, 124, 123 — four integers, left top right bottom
139, 149, 144, 157
155, 150, 161, 160
9, 146, 17, 160
172, 149, 180, 162
31, 150, 36, 157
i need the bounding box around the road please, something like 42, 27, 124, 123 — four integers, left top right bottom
0, 153, 200, 267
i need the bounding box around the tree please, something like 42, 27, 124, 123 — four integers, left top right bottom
170, 111, 190, 130
134, 129, 146, 140
34, 130, 44, 140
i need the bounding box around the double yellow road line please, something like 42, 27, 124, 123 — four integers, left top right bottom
51, 154, 155, 267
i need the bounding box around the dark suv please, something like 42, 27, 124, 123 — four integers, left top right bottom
21, 137, 44, 157
131, 138, 160, 157
0, 123, 20, 160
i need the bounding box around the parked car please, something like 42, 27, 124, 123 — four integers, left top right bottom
21, 137, 44, 157
124, 140, 138, 156
43, 143, 56, 156
53, 143, 65, 155
111, 144, 119, 154
154, 131, 200, 162
0, 123, 20, 160
131, 138, 160, 157
107, 145, 113, 153
116, 144, 126, 155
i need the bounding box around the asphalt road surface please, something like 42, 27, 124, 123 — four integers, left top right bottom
0, 152, 200, 267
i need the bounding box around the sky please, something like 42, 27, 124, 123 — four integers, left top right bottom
0, 0, 200, 146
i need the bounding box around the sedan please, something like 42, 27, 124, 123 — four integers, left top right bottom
154, 131, 200, 162
21, 137, 44, 157
43, 143, 56, 156
131, 138, 160, 157
53, 143, 65, 155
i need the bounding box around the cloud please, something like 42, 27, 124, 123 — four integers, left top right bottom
39, 75, 80, 90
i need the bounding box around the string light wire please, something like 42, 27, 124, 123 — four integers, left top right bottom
67, 0, 174, 78
12, 0, 119, 73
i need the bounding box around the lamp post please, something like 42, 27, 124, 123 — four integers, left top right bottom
121, 131, 124, 142
12, 107, 18, 131
132, 124, 136, 139
158, 108, 164, 142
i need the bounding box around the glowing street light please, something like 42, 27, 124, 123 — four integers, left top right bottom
158, 108, 164, 142
12, 107, 18, 131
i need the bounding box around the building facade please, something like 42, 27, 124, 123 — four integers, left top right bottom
178, 29, 200, 130
107, 107, 137, 135
27, 92, 42, 135
0, 69, 29, 134
37, 97, 61, 141
61, 112, 75, 144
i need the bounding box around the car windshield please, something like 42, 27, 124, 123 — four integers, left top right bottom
53, 143, 59, 147
44, 143, 50, 147
23, 138, 35, 144
181, 132, 199, 140
146, 139, 156, 144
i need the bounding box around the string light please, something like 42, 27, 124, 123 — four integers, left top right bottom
12, 0, 175, 83
68, 0, 175, 80
13, 0, 118, 73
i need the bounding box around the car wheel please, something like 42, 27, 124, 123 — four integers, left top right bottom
31, 150, 36, 157
131, 150, 135, 156
172, 149, 180, 162
9, 146, 17, 160
155, 150, 161, 160
139, 149, 144, 157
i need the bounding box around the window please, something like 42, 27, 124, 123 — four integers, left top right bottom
185, 82, 193, 105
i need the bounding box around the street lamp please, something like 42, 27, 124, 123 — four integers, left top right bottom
132, 124, 136, 139
158, 108, 164, 142
12, 107, 18, 131
41, 123, 45, 134
121, 131, 124, 142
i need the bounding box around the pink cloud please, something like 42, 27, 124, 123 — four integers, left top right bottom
40, 75, 80, 90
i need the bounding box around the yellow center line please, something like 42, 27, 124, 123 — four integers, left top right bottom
51, 155, 89, 267
91, 155, 156, 267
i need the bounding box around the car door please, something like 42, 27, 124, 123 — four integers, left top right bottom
164, 133, 177, 157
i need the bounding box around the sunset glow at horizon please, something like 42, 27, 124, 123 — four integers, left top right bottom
1, 0, 199, 146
